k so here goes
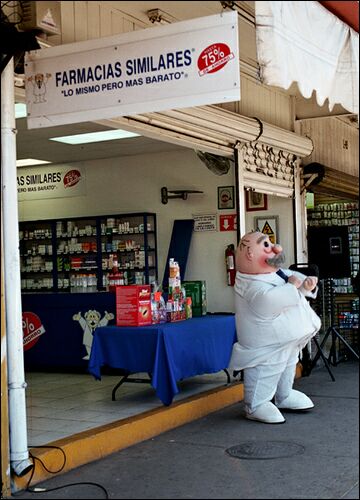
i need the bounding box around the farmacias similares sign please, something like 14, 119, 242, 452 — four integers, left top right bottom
24, 12, 240, 129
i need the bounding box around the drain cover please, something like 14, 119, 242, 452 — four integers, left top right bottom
226, 441, 305, 460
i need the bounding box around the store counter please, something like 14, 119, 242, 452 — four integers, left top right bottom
88, 315, 237, 406
22, 292, 116, 370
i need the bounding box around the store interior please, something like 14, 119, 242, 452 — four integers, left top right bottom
12, 101, 359, 447
15, 116, 243, 445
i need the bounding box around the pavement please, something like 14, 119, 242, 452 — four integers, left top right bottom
12, 360, 359, 500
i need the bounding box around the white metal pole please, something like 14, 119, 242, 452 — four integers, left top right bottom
1, 57, 33, 477
293, 159, 308, 263
235, 146, 246, 238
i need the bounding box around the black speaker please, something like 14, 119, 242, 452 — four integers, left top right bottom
307, 226, 351, 279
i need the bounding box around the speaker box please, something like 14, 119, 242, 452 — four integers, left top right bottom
307, 226, 351, 279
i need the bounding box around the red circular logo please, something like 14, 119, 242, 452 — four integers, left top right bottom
197, 43, 232, 75
23, 312, 45, 351
64, 169, 81, 188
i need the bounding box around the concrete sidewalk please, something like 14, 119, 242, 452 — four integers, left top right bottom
13, 360, 359, 499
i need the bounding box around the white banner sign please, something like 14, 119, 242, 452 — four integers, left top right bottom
17, 165, 86, 201
24, 12, 240, 129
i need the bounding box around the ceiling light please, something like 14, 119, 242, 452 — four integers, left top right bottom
49, 129, 140, 145
15, 103, 27, 119
16, 158, 52, 167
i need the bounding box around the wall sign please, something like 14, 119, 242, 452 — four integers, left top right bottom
219, 214, 237, 232
17, 164, 86, 201
193, 214, 217, 232
255, 215, 279, 245
25, 12, 240, 129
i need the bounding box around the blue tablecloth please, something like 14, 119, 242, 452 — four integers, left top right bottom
88, 315, 236, 406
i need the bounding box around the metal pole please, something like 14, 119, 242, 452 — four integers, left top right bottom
234, 145, 246, 241
1, 57, 33, 478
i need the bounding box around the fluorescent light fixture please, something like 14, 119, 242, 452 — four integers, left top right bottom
15, 103, 27, 119
16, 158, 52, 167
49, 129, 140, 145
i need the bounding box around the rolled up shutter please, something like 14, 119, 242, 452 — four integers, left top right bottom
240, 142, 297, 198
97, 104, 313, 196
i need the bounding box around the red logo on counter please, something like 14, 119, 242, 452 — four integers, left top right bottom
63, 169, 81, 188
22, 312, 45, 351
197, 43, 234, 76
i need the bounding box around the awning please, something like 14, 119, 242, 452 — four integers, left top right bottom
302, 162, 359, 200
255, 1, 359, 114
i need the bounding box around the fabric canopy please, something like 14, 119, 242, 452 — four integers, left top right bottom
255, 1, 359, 114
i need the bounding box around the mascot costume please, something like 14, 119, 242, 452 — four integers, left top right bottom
228, 231, 321, 424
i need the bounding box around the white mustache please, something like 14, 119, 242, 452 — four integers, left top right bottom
266, 253, 286, 267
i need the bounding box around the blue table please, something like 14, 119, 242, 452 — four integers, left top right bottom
88, 315, 236, 406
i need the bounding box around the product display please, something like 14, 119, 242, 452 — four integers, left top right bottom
166, 258, 187, 322
182, 281, 207, 316
19, 212, 158, 293
116, 285, 152, 326
114, 258, 194, 326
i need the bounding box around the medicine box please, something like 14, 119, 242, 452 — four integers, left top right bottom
116, 285, 152, 326
182, 281, 207, 317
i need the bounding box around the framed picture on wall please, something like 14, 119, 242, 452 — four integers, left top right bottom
218, 186, 235, 209
245, 190, 268, 211
254, 215, 279, 245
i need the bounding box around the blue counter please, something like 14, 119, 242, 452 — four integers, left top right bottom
22, 292, 116, 370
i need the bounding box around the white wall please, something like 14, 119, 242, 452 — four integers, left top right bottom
18, 147, 295, 312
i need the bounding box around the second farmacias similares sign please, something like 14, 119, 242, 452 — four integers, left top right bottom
24, 12, 240, 129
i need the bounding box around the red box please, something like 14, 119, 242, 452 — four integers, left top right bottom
116, 285, 152, 326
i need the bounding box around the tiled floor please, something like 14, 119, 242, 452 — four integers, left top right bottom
25, 370, 233, 446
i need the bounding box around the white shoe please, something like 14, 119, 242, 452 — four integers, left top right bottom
276, 389, 314, 411
246, 402, 285, 424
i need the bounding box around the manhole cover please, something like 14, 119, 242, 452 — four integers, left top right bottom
226, 441, 305, 460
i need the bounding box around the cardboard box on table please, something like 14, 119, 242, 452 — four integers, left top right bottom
182, 281, 207, 317
116, 285, 152, 326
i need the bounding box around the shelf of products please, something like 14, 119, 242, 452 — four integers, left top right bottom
307, 201, 359, 292
312, 279, 359, 361
19, 212, 158, 293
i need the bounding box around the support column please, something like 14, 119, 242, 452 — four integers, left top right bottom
1, 57, 33, 480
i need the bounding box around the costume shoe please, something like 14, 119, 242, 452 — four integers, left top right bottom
246, 402, 285, 424
275, 389, 314, 411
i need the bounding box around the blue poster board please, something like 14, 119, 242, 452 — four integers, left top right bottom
162, 219, 194, 291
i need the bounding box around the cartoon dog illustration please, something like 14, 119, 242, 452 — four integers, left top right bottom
73, 309, 114, 360
27, 73, 52, 103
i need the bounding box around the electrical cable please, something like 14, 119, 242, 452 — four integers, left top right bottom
12, 445, 109, 499
251, 117, 264, 142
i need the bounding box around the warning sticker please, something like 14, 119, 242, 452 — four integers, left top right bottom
256, 217, 278, 245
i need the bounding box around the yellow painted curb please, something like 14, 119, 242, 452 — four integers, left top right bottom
13, 382, 244, 493
13, 363, 303, 493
